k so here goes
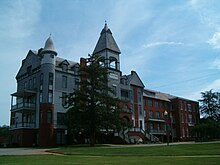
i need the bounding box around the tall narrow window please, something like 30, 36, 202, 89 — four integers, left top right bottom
62, 76, 67, 88
33, 77, 36, 88
40, 73, 44, 84
149, 111, 153, 118
49, 72, 53, 90
62, 92, 68, 106
39, 92, 43, 103
112, 85, 116, 96
156, 112, 160, 119
29, 79, 32, 89
138, 91, 142, 102
48, 91, 53, 103
138, 105, 142, 115
75, 78, 79, 90
155, 101, 159, 108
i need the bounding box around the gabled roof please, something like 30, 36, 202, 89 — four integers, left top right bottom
56, 57, 78, 68
143, 89, 170, 102
127, 71, 145, 88
93, 23, 121, 54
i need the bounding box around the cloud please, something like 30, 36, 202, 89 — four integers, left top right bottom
0, 0, 41, 39
207, 32, 220, 49
143, 41, 184, 48
187, 79, 220, 100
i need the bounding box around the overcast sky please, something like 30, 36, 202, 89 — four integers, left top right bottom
1, 0, 220, 125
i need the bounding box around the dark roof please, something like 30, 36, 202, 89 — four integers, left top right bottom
93, 23, 121, 54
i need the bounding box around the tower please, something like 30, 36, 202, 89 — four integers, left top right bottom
39, 36, 57, 146
93, 23, 121, 96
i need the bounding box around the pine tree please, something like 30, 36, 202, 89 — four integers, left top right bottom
199, 90, 220, 121
66, 54, 126, 146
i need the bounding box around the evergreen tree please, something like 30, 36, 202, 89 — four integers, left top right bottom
199, 90, 220, 121
66, 54, 127, 146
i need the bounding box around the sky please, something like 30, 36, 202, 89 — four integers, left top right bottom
1, 0, 220, 125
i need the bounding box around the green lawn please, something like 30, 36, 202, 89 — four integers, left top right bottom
0, 143, 220, 165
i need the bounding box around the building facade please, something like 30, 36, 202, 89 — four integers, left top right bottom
9, 23, 199, 146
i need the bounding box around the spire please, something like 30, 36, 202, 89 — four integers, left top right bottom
93, 22, 121, 54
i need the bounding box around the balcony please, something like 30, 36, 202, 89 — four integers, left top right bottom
10, 122, 36, 129
11, 102, 36, 112
188, 122, 195, 127
149, 129, 166, 135
148, 117, 165, 122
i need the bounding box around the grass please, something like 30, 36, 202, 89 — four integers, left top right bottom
0, 142, 220, 165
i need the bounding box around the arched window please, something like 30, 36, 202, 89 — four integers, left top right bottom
109, 57, 117, 69
98, 57, 105, 67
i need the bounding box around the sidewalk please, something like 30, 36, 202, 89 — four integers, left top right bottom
0, 148, 55, 156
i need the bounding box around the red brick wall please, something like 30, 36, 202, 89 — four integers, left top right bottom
39, 103, 55, 147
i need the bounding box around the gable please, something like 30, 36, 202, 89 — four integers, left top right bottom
16, 50, 41, 79
129, 71, 145, 88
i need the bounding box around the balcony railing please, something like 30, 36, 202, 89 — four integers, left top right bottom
11, 102, 36, 111
148, 117, 165, 122
188, 122, 195, 126
149, 129, 166, 134
10, 122, 36, 129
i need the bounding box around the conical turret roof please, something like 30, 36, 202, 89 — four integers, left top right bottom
41, 36, 57, 55
44, 36, 55, 51
93, 23, 121, 54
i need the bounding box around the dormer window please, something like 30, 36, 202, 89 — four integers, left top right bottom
62, 64, 68, 72
27, 66, 32, 75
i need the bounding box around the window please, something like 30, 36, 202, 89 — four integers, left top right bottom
156, 111, 160, 119
62, 64, 68, 72
148, 100, 153, 107
49, 73, 53, 90
149, 111, 153, 118
62, 92, 68, 106
24, 81, 27, 89
109, 57, 117, 69
39, 92, 43, 103
139, 120, 143, 129
40, 73, 44, 84
27, 66, 32, 75
188, 114, 193, 123
157, 123, 160, 131
180, 101, 183, 110
121, 89, 129, 98
186, 127, 189, 137
62, 76, 67, 88
47, 110, 52, 124
155, 101, 159, 108
138, 91, 142, 102
181, 113, 184, 123
112, 85, 116, 96
184, 102, 187, 111
48, 91, 53, 103
75, 78, 79, 90
29, 79, 32, 89
182, 127, 185, 137
139, 105, 142, 115
33, 77, 36, 88
185, 114, 188, 123
57, 113, 66, 125
187, 104, 192, 112
150, 123, 153, 130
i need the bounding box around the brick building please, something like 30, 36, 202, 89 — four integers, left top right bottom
9, 23, 199, 146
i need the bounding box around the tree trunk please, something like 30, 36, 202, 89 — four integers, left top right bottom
90, 131, 95, 147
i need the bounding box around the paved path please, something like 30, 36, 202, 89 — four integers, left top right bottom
0, 148, 56, 156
